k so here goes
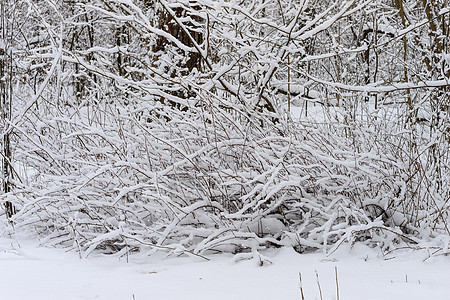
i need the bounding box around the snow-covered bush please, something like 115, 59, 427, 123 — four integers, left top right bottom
1, 0, 448, 257
7, 88, 448, 256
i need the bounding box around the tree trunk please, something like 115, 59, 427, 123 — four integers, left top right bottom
0, 0, 15, 218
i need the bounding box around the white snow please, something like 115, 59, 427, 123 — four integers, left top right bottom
0, 235, 449, 300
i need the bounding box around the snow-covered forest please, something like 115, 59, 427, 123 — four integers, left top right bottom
0, 0, 449, 263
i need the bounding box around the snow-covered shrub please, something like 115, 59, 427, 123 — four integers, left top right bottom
7, 86, 447, 257
1, 0, 448, 258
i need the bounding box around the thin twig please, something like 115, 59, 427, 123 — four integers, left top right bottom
315, 270, 323, 300
299, 272, 305, 300
120, 234, 209, 261
335, 266, 340, 300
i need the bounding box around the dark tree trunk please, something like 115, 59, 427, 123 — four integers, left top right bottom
0, 0, 15, 219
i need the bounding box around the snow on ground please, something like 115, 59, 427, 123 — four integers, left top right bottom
0, 235, 449, 300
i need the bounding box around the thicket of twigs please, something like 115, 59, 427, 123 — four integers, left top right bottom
1, 0, 448, 257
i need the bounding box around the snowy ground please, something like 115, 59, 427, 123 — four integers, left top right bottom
0, 235, 449, 300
